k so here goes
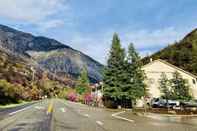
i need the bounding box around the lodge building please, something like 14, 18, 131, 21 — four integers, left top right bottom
142, 59, 197, 99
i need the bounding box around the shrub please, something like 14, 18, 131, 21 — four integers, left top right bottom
0, 80, 24, 104
84, 93, 93, 105
67, 92, 77, 102
58, 88, 68, 99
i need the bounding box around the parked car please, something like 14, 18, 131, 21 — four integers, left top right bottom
151, 98, 166, 108
167, 100, 180, 108
151, 98, 180, 108
180, 100, 197, 108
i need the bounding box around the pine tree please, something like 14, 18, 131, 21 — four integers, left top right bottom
79, 67, 89, 85
170, 71, 192, 100
125, 43, 146, 102
76, 67, 90, 95
103, 33, 125, 102
159, 72, 172, 107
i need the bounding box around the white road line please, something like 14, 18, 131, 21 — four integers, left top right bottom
9, 106, 32, 116
96, 121, 104, 126
112, 111, 134, 123
84, 114, 90, 117
60, 100, 87, 117
60, 108, 66, 113
35, 106, 45, 110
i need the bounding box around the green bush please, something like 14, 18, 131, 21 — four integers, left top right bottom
0, 79, 23, 104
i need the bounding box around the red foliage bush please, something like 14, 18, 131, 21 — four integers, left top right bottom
84, 93, 93, 104
67, 92, 77, 102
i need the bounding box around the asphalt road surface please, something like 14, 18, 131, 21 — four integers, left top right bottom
0, 99, 197, 131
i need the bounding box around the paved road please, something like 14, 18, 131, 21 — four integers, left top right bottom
0, 99, 197, 131
0, 102, 37, 121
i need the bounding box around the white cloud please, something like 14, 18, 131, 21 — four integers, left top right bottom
121, 27, 188, 50
0, 0, 68, 29
67, 27, 191, 64
38, 20, 65, 31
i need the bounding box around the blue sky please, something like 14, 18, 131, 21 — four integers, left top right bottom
0, 0, 197, 64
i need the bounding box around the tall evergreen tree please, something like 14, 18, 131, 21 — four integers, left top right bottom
103, 33, 125, 102
76, 67, 90, 95
79, 67, 89, 84
125, 43, 146, 102
170, 71, 192, 100
159, 72, 171, 106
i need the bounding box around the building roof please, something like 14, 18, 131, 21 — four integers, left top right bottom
143, 59, 197, 78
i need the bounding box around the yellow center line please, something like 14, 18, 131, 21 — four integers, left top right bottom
47, 100, 53, 115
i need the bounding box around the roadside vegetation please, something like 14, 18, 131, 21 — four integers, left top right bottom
103, 33, 147, 108
159, 71, 192, 101
0, 48, 75, 105
65, 67, 94, 105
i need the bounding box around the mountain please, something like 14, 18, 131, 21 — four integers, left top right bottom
0, 46, 77, 104
0, 24, 104, 83
143, 28, 197, 75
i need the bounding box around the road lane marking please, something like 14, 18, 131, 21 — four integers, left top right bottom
35, 106, 45, 110
9, 106, 32, 116
112, 111, 134, 123
60, 108, 66, 113
83, 114, 90, 117
60, 100, 90, 117
47, 101, 53, 115
96, 121, 104, 126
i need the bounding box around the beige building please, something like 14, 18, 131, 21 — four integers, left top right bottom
142, 59, 197, 99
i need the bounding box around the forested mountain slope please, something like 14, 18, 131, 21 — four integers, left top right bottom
143, 28, 197, 75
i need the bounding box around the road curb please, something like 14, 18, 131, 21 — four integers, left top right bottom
138, 112, 197, 118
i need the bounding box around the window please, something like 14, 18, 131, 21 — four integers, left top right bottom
192, 79, 196, 85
